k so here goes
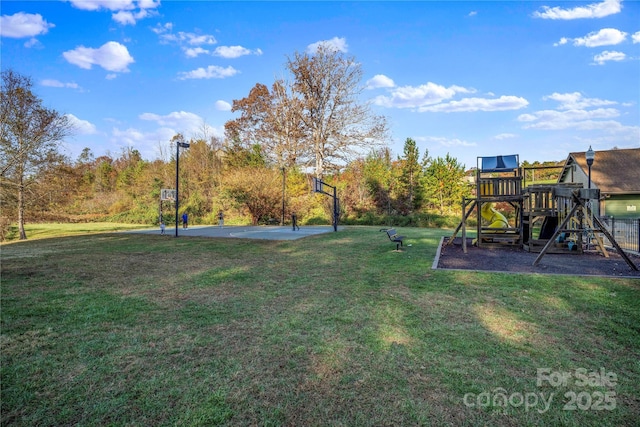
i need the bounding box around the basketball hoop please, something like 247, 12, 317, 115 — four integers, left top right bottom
311, 177, 339, 232
312, 177, 323, 193
161, 189, 176, 201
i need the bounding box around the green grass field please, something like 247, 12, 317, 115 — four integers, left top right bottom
2, 226, 639, 426
2, 222, 153, 241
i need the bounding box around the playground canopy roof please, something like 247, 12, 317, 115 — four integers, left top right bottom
478, 155, 519, 172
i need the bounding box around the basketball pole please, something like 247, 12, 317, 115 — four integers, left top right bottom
174, 141, 180, 237
174, 139, 190, 237
313, 177, 339, 232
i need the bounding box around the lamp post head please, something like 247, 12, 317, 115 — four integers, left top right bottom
586, 146, 595, 166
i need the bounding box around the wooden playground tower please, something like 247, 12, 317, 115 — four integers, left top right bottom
450, 155, 638, 271
454, 155, 524, 253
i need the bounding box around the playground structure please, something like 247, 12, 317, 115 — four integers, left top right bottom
449, 155, 638, 271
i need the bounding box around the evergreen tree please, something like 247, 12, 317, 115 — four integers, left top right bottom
423, 154, 469, 215
397, 138, 425, 214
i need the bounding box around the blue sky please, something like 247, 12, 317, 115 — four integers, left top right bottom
1, 0, 639, 169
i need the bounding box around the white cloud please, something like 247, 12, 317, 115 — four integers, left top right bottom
494, 133, 518, 140
63, 41, 134, 72
554, 37, 569, 47
373, 82, 474, 109
112, 9, 153, 25
112, 109, 213, 158
66, 114, 97, 135
215, 100, 232, 111
213, 46, 263, 58
24, 38, 42, 48
154, 25, 219, 57
159, 30, 216, 46
593, 50, 626, 65
69, 0, 159, 24
69, 0, 137, 11
112, 10, 136, 25
0, 12, 54, 38
514, 92, 636, 137
151, 22, 173, 34
139, 111, 203, 130
421, 136, 477, 147
518, 108, 620, 130
177, 65, 239, 80
307, 37, 348, 54
366, 74, 395, 89
418, 95, 529, 113
138, 0, 159, 8
184, 47, 209, 58
41, 79, 80, 89
111, 126, 175, 157
543, 92, 616, 110
468, 11, 478, 17
562, 28, 627, 47
533, 0, 621, 20
633, 31, 640, 43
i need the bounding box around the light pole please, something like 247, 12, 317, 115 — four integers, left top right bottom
585, 146, 595, 189
174, 137, 190, 237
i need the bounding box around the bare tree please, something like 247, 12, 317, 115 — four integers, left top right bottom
1, 69, 73, 239
287, 44, 389, 179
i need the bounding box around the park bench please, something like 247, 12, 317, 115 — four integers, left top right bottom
385, 228, 405, 251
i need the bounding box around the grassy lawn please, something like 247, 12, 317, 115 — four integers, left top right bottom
3, 222, 153, 241
1, 226, 639, 426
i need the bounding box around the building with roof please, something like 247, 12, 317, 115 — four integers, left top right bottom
558, 148, 640, 219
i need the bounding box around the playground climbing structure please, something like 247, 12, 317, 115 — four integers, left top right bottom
450, 155, 524, 253
448, 154, 638, 271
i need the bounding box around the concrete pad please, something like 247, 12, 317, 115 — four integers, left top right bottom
124, 225, 341, 240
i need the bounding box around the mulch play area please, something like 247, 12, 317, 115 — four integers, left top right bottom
435, 237, 640, 278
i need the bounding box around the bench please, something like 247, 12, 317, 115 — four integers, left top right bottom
385, 228, 405, 251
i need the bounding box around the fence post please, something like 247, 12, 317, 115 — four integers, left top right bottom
611, 217, 615, 246
637, 218, 640, 253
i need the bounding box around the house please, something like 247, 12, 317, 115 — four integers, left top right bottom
558, 148, 640, 219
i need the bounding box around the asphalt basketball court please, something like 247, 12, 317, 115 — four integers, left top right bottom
126, 225, 340, 241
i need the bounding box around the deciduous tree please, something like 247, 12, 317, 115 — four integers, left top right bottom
225, 81, 306, 168
221, 166, 282, 225
287, 45, 389, 179
1, 69, 73, 239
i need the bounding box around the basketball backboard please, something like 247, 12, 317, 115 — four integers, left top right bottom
161, 189, 176, 201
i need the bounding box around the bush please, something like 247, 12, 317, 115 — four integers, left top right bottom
0, 217, 13, 241
341, 211, 466, 229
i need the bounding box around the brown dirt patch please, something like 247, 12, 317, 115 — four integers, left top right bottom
436, 237, 640, 278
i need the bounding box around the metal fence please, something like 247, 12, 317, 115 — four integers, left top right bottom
597, 217, 640, 253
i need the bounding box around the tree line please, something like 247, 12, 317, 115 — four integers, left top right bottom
2, 47, 521, 240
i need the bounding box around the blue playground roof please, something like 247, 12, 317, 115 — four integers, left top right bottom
478, 155, 519, 172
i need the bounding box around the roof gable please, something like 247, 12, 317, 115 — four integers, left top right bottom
561, 148, 640, 194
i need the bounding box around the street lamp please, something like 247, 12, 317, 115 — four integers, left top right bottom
585, 146, 595, 189
174, 137, 190, 237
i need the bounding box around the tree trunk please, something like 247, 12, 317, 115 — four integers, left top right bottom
18, 170, 27, 240
315, 140, 324, 179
